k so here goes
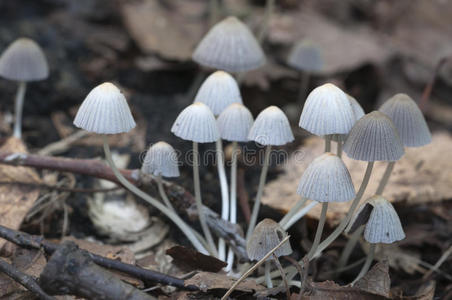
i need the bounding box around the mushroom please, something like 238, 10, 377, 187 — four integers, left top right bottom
217, 103, 254, 269
0, 37, 49, 139
377, 93, 432, 194
246, 106, 294, 240
312, 111, 404, 259
247, 219, 292, 297
73, 82, 207, 254
141, 141, 180, 211
171, 102, 220, 256
192, 16, 266, 73
287, 40, 323, 102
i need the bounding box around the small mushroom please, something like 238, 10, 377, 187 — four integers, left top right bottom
246, 106, 294, 240
192, 16, 266, 73
141, 141, 180, 211
0, 37, 48, 139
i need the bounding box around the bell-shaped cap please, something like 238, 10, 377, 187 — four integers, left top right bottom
194, 71, 242, 115
248, 106, 294, 146
141, 141, 180, 178
379, 93, 431, 147
299, 83, 355, 136
247, 218, 292, 261
73, 82, 136, 134
192, 16, 265, 72
0, 38, 49, 81
287, 40, 323, 73
297, 153, 355, 202
217, 103, 253, 142
171, 102, 219, 143
343, 111, 404, 162
364, 195, 405, 244
348, 95, 365, 121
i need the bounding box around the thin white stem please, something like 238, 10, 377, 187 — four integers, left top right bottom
376, 161, 395, 195
298, 72, 310, 104
325, 135, 331, 152
246, 145, 272, 240
193, 142, 218, 256
226, 141, 239, 270
337, 141, 343, 158
157, 174, 175, 211
257, 0, 275, 43
102, 136, 208, 254
312, 161, 374, 259
307, 202, 328, 260
216, 139, 229, 261
272, 254, 290, 300
279, 197, 308, 228
265, 261, 273, 288
283, 201, 318, 231
13, 81, 27, 139
351, 243, 376, 285
336, 225, 365, 274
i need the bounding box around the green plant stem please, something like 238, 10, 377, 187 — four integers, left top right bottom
336, 225, 365, 275
273, 253, 290, 300
102, 136, 208, 254
298, 72, 310, 104
193, 142, 218, 256
307, 202, 328, 260
265, 261, 273, 288
157, 174, 175, 211
13, 81, 27, 139
216, 139, 229, 261
246, 145, 272, 240
351, 243, 375, 285
221, 235, 290, 300
279, 197, 308, 228
312, 161, 374, 259
226, 141, 239, 270
376, 161, 395, 195
325, 135, 331, 152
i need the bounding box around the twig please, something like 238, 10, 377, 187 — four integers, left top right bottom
283, 256, 310, 298
0, 180, 120, 193
38, 130, 91, 156
0, 224, 197, 290
422, 244, 452, 279
419, 56, 449, 112
0, 257, 55, 300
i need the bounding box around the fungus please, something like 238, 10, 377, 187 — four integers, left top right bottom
171, 102, 220, 255
0, 37, 48, 139
246, 106, 294, 240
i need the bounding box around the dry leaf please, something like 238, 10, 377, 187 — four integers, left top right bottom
184, 272, 265, 293
166, 245, 227, 273
391, 281, 436, 300
354, 260, 391, 298
0, 138, 40, 250
302, 280, 386, 299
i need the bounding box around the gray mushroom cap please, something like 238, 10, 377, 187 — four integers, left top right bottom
0, 37, 49, 81
248, 106, 294, 146
379, 93, 431, 147
246, 218, 292, 261
287, 40, 323, 73
141, 141, 180, 178
217, 103, 254, 142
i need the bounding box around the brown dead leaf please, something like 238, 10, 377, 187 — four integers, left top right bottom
166, 245, 227, 273
354, 260, 391, 298
184, 272, 265, 293
263, 132, 452, 225
391, 281, 435, 300
301, 280, 385, 299
0, 138, 40, 250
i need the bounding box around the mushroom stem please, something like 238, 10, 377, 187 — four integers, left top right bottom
337, 141, 343, 158
273, 253, 291, 300
324, 135, 332, 152
312, 161, 374, 259
156, 174, 175, 211
216, 139, 229, 261
282, 201, 318, 231
209, 0, 220, 26
193, 142, 218, 256
226, 141, 239, 270
13, 81, 27, 139
279, 197, 308, 228
257, 0, 275, 43
351, 243, 375, 285
265, 261, 273, 288
246, 145, 272, 240
297, 72, 310, 104
221, 235, 290, 300
336, 225, 365, 275
102, 136, 209, 254
307, 202, 328, 260
376, 161, 395, 195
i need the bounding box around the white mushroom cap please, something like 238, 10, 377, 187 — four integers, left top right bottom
364, 195, 405, 244
192, 16, 266, 72
0, 38, 49, 81
379, 93, 431, 147
194, 71, 242, 116
299, 83, 356, 136
141, 141, 180, 178
287, 40, 323, 73
171, 102, 220, 143
347, 95, 365, 121
73, 82, 136, 134
297, 153, 356, 202
217, 103, 253, 142
246, 218, 292, 261
248, 106, 294, 146
343, 111, 405, 162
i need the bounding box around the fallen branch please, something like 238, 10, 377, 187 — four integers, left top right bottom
0, 224, 197, 290
0, 257, 55, 300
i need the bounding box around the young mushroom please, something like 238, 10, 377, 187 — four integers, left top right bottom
217, 103, 254, 269
192, 16, 266, 73
73, 82, 207, 254
0, 37, 49, 139
246, 106, 294, 240
141, 141, 180, 211
247, 219, 292, 298
171, 102, 220, 256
